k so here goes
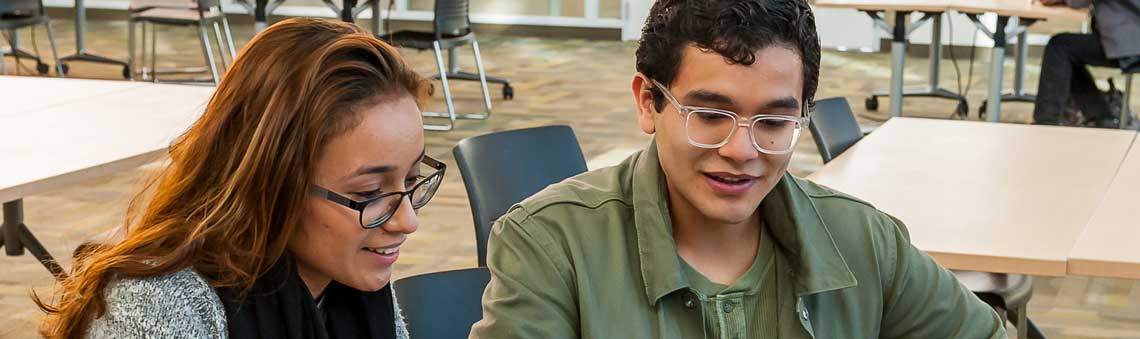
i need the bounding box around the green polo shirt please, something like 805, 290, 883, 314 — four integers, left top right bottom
678, 223, 780, 339
469, 140, 1005, 339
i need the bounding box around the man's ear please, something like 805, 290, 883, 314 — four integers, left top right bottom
632, 73, 657, 135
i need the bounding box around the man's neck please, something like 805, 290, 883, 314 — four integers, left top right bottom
669, 192, 763, 286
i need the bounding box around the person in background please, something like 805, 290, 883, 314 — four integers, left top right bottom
36, 18, 442, 339
468, 0, 1005, 338
1035, 0, 1140, 127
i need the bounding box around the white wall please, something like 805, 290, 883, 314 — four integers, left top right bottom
621, 0, 649, 41
814, 7, 881, 52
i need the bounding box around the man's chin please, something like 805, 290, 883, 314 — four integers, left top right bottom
697, 204, 761, 226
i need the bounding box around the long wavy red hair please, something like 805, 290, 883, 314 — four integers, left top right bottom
35, 18, 428, 338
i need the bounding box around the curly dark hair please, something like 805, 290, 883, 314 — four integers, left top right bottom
635, 0, 821, 114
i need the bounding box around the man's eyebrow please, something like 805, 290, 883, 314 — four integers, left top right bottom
683, 90, 736, 107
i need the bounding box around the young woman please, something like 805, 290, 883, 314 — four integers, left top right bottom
37, 18, 437, 339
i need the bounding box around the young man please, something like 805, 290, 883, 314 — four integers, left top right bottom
469, 1, 1005, 338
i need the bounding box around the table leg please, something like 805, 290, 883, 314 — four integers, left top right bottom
1013, 21, 1030, 98
2, 200, 66, 280
888, 11, 910, 118
2, 200, 21, 256
986, 16, 1010, 123
255, 0, 269, 33
371, 0, 382, 36
339, 0, 355, 22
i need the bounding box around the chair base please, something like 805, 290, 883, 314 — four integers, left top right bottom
59, 51, 129, 78
865, 85, 967, 116
3, 20, 66, 77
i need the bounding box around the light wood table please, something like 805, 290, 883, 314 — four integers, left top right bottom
815, 0, 948, 13
0, 76, 213, 278
953, 0, 1088, 21
1068, 135, 1140, 280
808, 117, 1136, 276
0, 76, 145, 116
814, 0, 964, 119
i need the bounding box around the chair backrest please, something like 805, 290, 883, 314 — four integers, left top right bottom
392, 267, 490, 339
808, 97, 863, 164
195, 0, 221, 15
0, 0, 44, 16
433, 0, 471, 37
453, 125, 587, 266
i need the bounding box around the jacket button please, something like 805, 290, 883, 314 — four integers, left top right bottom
684, 298, 695, 309
800, 308, 809, 321
722, 302, 735, 313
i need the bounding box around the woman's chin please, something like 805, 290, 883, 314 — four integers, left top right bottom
346, 269, 392, 291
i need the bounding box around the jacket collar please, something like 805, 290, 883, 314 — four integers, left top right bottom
631, 139, 857, 306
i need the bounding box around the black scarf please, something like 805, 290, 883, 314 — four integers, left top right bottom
217, 257, 396, 339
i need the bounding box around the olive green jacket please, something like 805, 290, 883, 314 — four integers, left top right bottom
469, 141, 1005, 339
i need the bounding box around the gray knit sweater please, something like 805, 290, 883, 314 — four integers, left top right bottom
87, 268, 410, 339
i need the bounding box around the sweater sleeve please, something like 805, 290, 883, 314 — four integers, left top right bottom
87, 268, 227, 339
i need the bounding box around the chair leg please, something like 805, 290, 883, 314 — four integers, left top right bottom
220, 16, 237, 59
1005, 306, 1046, 339
1012, 305, 1029, 339
1, 34, 6, 75
43, 21, 64, 77
1, 29, 7, 75
150, 23, 158, 82
424, 40, 456, 131
197, 23, 219, 85
127, 20, 136, 80
1123, 74, 1134, 129
9, 29, 20, 75
470, 39, 493, 116
141, 22, 150, 80
211, 21, 228, 71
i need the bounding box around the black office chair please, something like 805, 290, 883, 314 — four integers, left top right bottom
392, 267, 489, 339
381, 0, 514, 131
807, 97, 1042, 339
0, 0, 63, 76
453, 125, 587, 267
955, 271, 1043, 339
808, 97, 864, 164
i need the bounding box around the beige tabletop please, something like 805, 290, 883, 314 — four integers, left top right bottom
814, 0, 949, 13
815, 0, 1087, 21
0, 77, 214, 203
1068, 135, 1140, 280
0, 76, 146, 117
951, 0, 1088, 21
808, 117, 1136, 276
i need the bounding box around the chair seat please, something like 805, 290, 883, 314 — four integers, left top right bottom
393, 267, 490, 338
379, 30, 475, 50
953, 270, 1033, 309
131, 8, 221, 25
129, 0, 197, 12
0, 14, 47, 30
